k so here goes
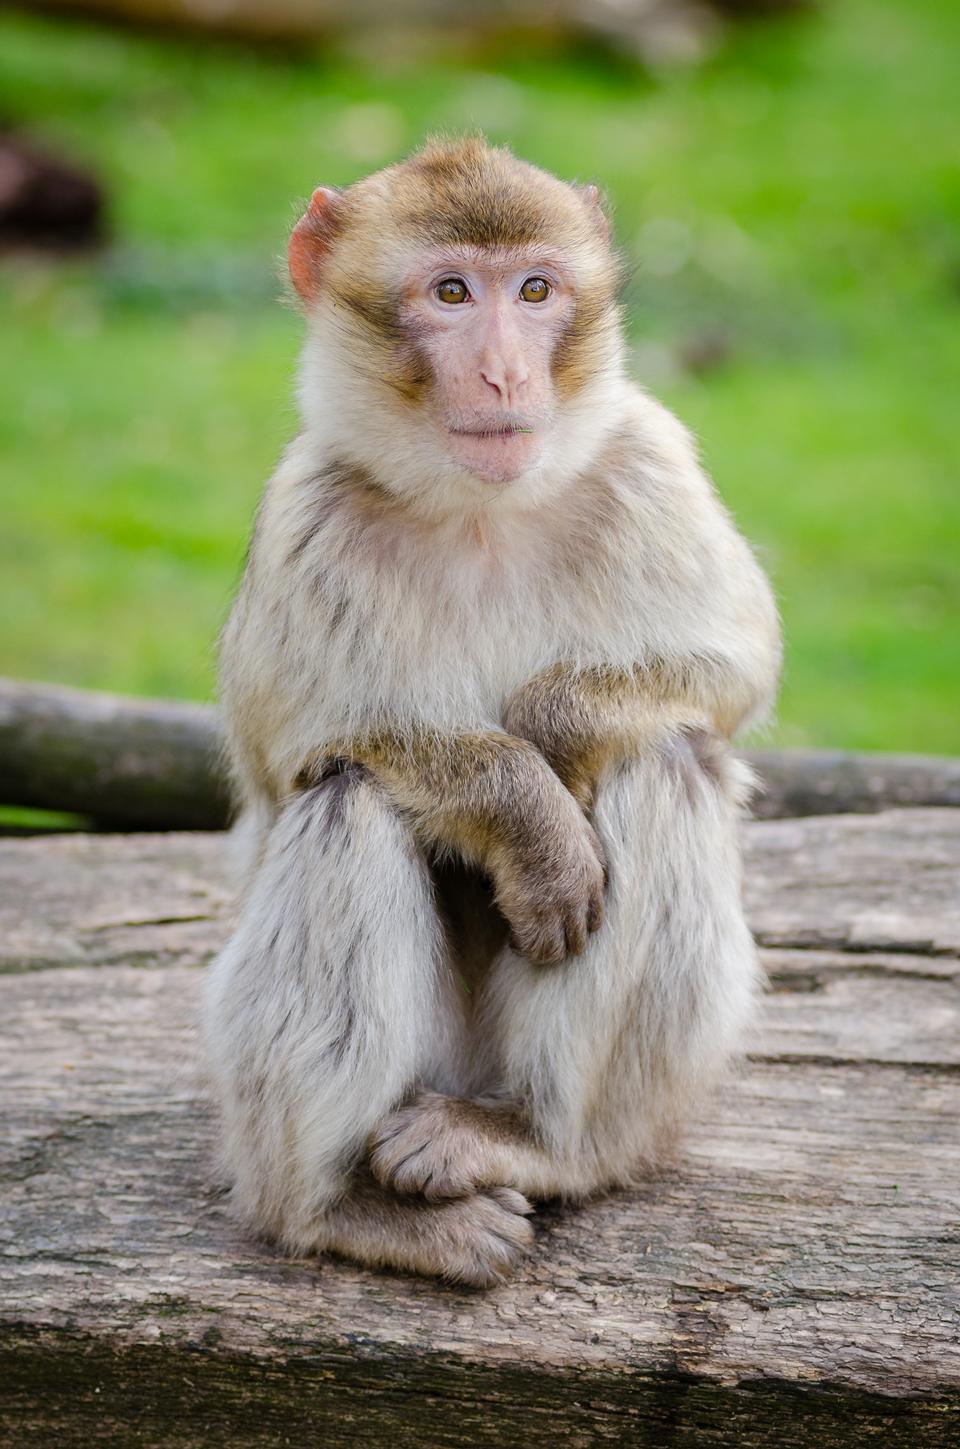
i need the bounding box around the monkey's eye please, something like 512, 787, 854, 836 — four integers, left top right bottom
520, 277, 551, 303
436, 278, 469, 304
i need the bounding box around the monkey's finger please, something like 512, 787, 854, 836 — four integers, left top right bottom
488, 1186, 534, 1216
536, 933, 568, 966
522, 914, 567, 966
585, 826, 608, 881
564, 903, 589, 958
587, 888, 605, 935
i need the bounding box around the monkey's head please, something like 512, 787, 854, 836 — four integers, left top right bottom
289, 137, 626, 510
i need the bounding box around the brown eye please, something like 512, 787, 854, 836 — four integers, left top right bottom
436, 278, 469, 304
520, 276, 550, 303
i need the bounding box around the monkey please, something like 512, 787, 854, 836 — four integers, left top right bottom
202, 137, 781, 1287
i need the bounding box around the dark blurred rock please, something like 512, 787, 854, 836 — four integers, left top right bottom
0, 131, 105, 254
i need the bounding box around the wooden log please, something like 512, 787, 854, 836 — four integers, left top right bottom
2, 677, 960, 830
747, 746, 960, 820
13, 0, 760, 53
0, 677, 230, 830
1, 809, 958, 1444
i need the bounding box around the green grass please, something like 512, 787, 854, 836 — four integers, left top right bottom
1, 1, 958, 751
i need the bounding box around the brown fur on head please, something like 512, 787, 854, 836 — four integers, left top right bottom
289, 137, 623, 432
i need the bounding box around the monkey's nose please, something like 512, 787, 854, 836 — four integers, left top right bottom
480, 359, 530, 405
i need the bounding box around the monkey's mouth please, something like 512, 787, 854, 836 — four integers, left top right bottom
445, 421, 542, 485
450, 424, 536, 439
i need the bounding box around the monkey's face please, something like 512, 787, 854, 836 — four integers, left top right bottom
397, 247, 575, 485
289, 140, 624, 505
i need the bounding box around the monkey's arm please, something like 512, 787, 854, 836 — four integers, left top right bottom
298, 729, 606, 965
503, 654, 774, 810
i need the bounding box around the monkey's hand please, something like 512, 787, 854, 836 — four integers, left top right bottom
488, 782, 607, 965
305, 726, 607, 964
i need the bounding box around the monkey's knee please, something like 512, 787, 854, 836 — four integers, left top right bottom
285, 756, 418, 872
295, 753, 367, 791
292, 756, 373, 822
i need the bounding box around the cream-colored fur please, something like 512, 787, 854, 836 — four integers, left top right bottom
204, 175, 780, 1286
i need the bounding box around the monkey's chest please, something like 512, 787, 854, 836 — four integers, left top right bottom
318, 569, 645, 734
300, 527, 653, 736
318, 600, 553, 728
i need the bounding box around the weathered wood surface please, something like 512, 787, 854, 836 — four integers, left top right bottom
748, 746, 960, 821
4, 677, 960, 830
2, 809, 959, 1445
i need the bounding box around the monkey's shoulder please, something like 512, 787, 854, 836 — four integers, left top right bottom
585, 392, 743, 557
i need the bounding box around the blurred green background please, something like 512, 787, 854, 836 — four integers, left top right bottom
1, 0, 957, 752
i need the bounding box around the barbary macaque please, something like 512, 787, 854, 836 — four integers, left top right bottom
203, 138, 781, 1286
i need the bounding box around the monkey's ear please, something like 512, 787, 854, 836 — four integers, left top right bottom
288, 186, 344, 303
578, 183, 610, 242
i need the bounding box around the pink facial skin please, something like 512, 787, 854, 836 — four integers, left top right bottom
400, 250, 577, 485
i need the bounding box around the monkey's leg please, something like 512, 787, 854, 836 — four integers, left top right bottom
203, 764, 533, 1283
370, 728, 760, 1201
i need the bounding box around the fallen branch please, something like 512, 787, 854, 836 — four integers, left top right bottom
0, 677, 229, 830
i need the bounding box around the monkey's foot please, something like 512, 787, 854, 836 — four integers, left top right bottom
424, 1187, 533, 1286
369, 1092, 521, 1202
319, 1180, 534, 1287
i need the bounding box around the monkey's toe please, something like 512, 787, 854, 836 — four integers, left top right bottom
433, 1189, 534, 1287
370, 1094, 487, 1201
